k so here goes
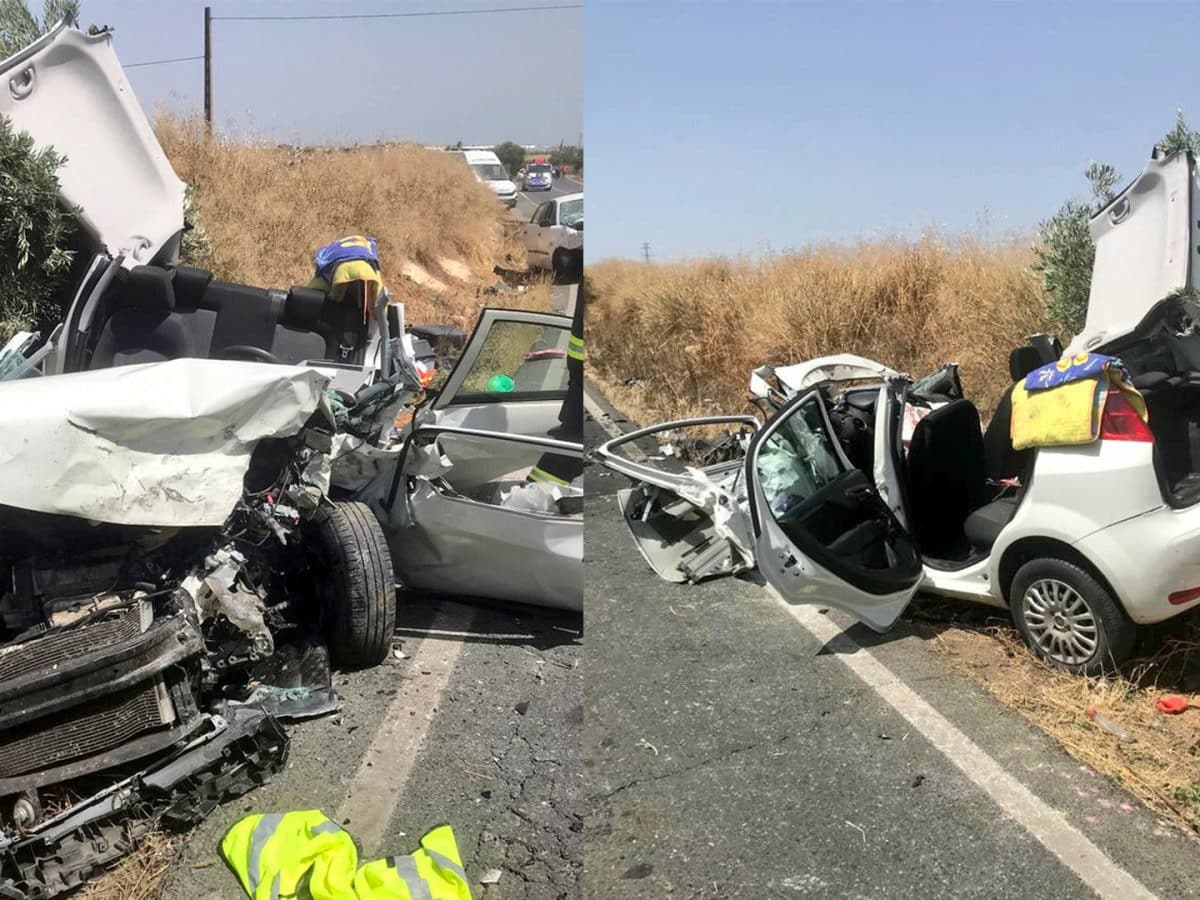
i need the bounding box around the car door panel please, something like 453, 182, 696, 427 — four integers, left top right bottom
423, 308, 572, 486
378, 426, 582, 611
747, 390, 922, 631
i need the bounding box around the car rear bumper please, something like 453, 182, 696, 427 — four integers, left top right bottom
1075, 501, 1200, 624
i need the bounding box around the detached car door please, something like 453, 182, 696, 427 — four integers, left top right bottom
746, 389, 922, 631
423, 308, 572, 486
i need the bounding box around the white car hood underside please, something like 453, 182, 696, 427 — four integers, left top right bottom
0, 21, 185, 265
0, 359, 328, 526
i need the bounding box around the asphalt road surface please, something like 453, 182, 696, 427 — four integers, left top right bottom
583, 383, 1200, 900
166, 594, 582, 899
513, 175, 582, 220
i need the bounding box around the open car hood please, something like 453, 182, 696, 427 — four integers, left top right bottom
0, 21, 185, 266
0, 359, 329, 527
1073, 150, 1200, 353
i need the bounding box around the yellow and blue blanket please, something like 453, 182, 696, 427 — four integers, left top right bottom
1009, 352, 1147, 450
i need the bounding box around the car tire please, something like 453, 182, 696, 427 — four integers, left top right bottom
1009, 557, 1136, 675
308, 500, 395, 667
553, 248, 582, 280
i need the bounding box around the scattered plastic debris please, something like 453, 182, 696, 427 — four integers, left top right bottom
1155, 694, 1191, 715
1086, 707, 1134, 742
480, 869, 503, 885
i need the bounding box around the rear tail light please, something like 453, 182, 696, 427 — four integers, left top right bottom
1169, 586, 1200, 606
1098, 392, 1154, 442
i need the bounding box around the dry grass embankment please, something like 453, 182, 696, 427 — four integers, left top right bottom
156, 114, 553, 326
588, 238, 1200, 838
588, 237, 1050, 425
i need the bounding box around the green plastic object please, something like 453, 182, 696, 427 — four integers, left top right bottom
487, 374, 515, 392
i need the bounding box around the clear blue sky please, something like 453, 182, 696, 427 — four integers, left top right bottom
586, 0, 1200, 260
82, 0, 581, 146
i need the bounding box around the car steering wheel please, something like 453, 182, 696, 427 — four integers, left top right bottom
218, 345, 283, 364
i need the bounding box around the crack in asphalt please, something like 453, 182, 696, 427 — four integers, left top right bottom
470, 638, 582, 899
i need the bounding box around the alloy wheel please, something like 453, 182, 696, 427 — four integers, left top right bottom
1021, 578, 1099, 667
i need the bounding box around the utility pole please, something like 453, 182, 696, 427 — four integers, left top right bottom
203, 6, 212, 131
642, 242, 651, 263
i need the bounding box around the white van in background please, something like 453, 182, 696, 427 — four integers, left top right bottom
451, 149, 518, 208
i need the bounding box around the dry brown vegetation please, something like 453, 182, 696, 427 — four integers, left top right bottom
587, 238, 1051, 425
156, 114, 553, 327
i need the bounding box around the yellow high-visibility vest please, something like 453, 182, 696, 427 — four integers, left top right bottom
221, 810, 358, 900
352, 824, 472, 899
221, 812, 472, 900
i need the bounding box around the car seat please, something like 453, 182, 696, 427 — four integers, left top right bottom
905, 399, 991, 558
89, 266, 198, 368
982, 346, 1043, 483
271, 287, 330, 364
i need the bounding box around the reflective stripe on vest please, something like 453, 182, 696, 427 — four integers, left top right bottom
395, 855, 433, 900
567, 335, 585, 361
222, 810, 358, 900
527, 466, 570, 486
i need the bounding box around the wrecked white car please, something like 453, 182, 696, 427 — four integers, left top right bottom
0, 360, 395, 896
0, 18, 582, 897
598, 149, 1200, 676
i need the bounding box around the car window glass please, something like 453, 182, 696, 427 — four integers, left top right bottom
536, 203, 556, 226
471, 163, 508, 180
560, 198, 583, 228
757, 397, 844, 519
454, 321, 571, 401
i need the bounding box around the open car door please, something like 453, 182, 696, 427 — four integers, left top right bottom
378, 425, 582, 612
745, 389, 922, 631
423, 308, 573, 486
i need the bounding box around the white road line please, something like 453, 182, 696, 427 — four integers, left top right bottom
336, 603, 476, 854
586, 395, 1157, 900
782, 602, 1155, 900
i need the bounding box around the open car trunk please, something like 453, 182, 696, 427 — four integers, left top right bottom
1076, 149, 1200, 507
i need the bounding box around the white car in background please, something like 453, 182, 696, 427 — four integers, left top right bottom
450, 149, 518, 208
597, 149, 1200, 676
525, 192, 583, 279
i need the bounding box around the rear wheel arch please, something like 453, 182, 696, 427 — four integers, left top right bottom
997, 537, 1121, 610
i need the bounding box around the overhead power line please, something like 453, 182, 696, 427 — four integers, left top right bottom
212, 4, 582, 22
125, 54, 204, 68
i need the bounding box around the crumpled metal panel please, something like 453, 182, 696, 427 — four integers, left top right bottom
0, 359, 328, 526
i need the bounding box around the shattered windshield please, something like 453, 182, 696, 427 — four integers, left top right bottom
529, 164, 552, 175
560, 199, 583, 228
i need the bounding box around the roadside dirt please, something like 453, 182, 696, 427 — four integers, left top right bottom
910, 595, 1200, 839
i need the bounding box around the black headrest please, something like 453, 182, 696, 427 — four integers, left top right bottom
912, 399, 983, 445
284, 286, 326, 326
169, 265, 213, 308
1009, 346, 1045, 382
123, 266, 176, 314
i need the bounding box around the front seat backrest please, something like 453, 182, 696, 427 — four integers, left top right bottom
983, 346, 1043, 482
905, 399, 989, 557
89, 266, 195, 369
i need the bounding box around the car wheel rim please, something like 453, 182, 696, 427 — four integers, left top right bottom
1022, 578, 1099, 666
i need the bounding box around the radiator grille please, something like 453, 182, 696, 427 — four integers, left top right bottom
0, 680, 171, 778
0, 605, 144, 684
